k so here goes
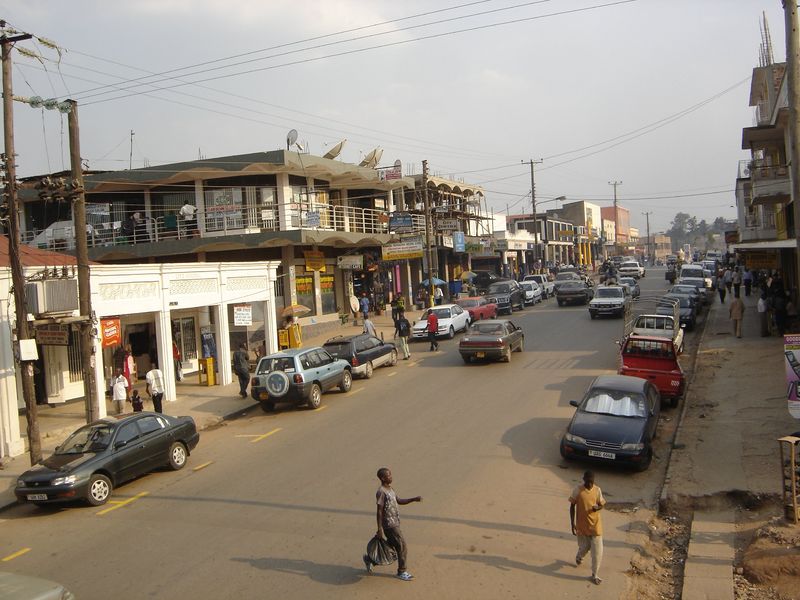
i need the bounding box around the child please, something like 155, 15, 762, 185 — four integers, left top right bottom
129, 389, 144, 412
363, 467, 422, 581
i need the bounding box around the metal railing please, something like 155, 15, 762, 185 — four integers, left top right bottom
749, 159, 789, 180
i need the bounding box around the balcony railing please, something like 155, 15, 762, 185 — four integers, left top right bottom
749, 159, 788, 180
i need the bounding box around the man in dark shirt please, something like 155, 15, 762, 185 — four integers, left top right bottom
232, 343, 250, 398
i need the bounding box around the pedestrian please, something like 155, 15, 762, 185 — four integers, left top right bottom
390, 298, 399, 325
732, 267, 742, 298
394, 309, 411, 360
232, 343, 251, 398
758, 293, 769, 337
172, 340, 183, 381
396, 295, 405, 314
129, 389, 144, 412
723, 267, 733, 293
426, 309, 439, 351
112, 369, 129, 415
179, 200, 198, 238
145, 362, 165, 413
718, 279, 727, 304
569, 470, 606, 585
360, 293, 370, 323
434, 285, 444, 306
363, 316, 377, 338
743, 268, 753, 297
363, 467, 422, 581
729, 293, 745, 338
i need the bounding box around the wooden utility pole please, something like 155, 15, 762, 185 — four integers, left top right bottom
642, 211, 652, 264
2, 27, 42, 465
608, 180, 622, 251
422, 160, 435, 307
66, 100, 100, 423
524, 159, 543, 261
784, 1, 800, 285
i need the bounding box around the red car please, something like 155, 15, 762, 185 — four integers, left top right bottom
618, 335, 685, 408
455, 296, 497, 321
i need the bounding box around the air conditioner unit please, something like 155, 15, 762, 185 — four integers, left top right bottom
25, 280, 79, 316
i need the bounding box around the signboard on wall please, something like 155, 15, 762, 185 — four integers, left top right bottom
437, 219, 459, 232
389, 212, 414, 232
233, 304, 253, 326
35, 324, 70, 346
453, 231, 466, 253
101, 318, 121, 348
306, 211, 321, 228
337, 255, 364, 270
784, 335, 800, 419
382, 240, 424, 261
304, 250, 327, 271
440, 235, 454, 248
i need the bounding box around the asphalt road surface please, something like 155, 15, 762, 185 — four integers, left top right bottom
0, 269, 701, 599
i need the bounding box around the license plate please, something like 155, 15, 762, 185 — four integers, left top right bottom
476, 352, 485, 358
259, 392, 269, 400
588, 450, 616, 460
27, 494, 47, 501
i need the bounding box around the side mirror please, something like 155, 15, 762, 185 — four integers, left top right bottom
569, 400, 579, 407
680, 324, 686, 329
114, 440, 128, 450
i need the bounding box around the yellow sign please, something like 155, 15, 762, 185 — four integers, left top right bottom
304, 250, 326, 272
382, 240, 424, 261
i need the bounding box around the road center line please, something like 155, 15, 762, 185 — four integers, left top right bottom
251, 428, 282, 443
2, 547, 31, 562
387, 372, 397, 377
192, 461, 214, 471
348, 388, 364, 395
96, 491, 149, 516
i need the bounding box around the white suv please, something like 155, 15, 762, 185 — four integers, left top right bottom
523, 274, 555, 298
618, 261, 645, 279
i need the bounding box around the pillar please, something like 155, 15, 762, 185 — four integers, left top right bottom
155, 309, 177, 403
400, 260, 413, 307
276, 172, 296, 230
144, 189, 153, 239
193, 180, 206, 236
212, 304, 232, 386
92, 331, 107, 419
282, 245, 297, 306
265, 269, 279, 355
0, 303, 24, 457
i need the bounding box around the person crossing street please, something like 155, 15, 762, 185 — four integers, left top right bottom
426, 309, 439, 352
394, 309, 411, 360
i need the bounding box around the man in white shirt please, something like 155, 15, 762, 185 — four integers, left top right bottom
112, 369, 129, 415
179, 201, 198, 238
434, 286, 444, 306
145, 363, 166, 413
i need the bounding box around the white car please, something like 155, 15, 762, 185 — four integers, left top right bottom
519, 281, 543, 305
588, 285, 631, 319
618, 261, 645, 279
523, 274, 555, 298
411, 304, 471, 339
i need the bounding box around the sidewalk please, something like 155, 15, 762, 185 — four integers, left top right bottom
662, 291, 792, 599
0, 310, 401, 511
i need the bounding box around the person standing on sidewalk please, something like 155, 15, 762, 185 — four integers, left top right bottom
758, 293, 769, 337
732, 267, 742, 298
232, 343, 251, 398
434, 285, 444, 306
723, 267, 733, 294
112, 369, 129, 415
145, 363, 165, 413
426, 309, 439, 351
569, 470, 606, 585
729, 293, 745, 338
359, 293, 370, 324
363, 467, 422, 581
718, 278, 727, 304
394, 309, 411, 360
743, 268, 753, 297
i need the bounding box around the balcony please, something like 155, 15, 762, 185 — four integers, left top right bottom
749, 160, 790, 206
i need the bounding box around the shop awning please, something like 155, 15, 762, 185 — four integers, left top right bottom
732, 239, 797, 250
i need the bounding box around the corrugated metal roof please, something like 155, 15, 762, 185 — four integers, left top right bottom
0, 235, 79, 267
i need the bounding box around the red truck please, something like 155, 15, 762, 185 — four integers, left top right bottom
618, 335, 685, 407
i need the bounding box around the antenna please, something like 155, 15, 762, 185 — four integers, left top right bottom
286, 129, 298, 151
323, 139, 346, 160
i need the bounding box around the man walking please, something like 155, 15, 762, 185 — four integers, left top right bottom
363, 467, 422, 581
729, 293, 745, 338
426, 309, 439, 352
434, 286, 444, 306
145, 362, 166, 413
359, 293, 370, 324
233, 343, 251, 398
112, 369, 129, 415
363, 316, 378, 338
732, 267, 742, 298
179, 200, 198, 238
394, 309, 411, 360
569, 470, 606, 585
723, 267, 733, 294
743, 268, 753, 297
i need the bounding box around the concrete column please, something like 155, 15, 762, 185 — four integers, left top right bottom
400, 260, 413, 307
92, 332, 107, 419
144, 189, 153, 239
213, 304, 232, 386
313, 268, 322, 317
341, 189, 350, 232
0, 305, 24, 457
265, 269, 279, 355
276, 172, 296, 230
282, 245, 297, 306
387, 189, 395, 213
154, 310, 177, 403
194, 180, 206, 236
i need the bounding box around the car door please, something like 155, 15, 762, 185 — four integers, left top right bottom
136, 414, 172, 471
452, 305, 467, 330
109, 420, 146, 483
646, 386, 660, 440
367, 336, 390, 367
313, 349, 338, 390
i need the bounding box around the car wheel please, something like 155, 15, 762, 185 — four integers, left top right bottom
463, 319, 471, 332
557, 299, 563, 306
516, 338, 524, 352
670, 395, 680, 409
339, 369, 352, 392
461, 354, 471, 364
389, 349, 398, 366
260, 401, 276, 412
448, 326, 455, 339
364, 361, 374, 379
503, 347, 512, 363
168, 441, 188, 471
635, 449, 653, 472
590, 312, 596, 319
306, 384, 322, 409
86, 474, 112, 506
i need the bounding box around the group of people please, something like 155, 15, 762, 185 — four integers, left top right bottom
718, 265, 797, 338
118, 201, 199, 245
110, 362, 166, 414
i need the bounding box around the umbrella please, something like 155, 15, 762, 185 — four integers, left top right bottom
421, 277, 446, 286
460, 271, 477, 280
281, 304, 311, 318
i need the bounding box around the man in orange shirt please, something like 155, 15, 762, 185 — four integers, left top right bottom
569, 470, 606, 585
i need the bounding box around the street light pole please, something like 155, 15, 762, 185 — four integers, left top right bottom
422, 160, 435, 308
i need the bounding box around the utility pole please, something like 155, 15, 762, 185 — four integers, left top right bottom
608, 180, 622, 252
783, 1, 800, 284
129, 129, 134, 170
67, 100, 100, 423
642, 211, 652, 265
422, 160, 435, 308
2, 26, 41, 465
523, 159, 543, 260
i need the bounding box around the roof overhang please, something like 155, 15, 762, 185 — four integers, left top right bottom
741, 125, 783, 149
732, 239, 796, 251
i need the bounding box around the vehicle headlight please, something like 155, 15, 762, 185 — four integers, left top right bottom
621, 442, 644, 451
51, 474, 78, 486
564, 433, 586, 445
16, 479, 25, 487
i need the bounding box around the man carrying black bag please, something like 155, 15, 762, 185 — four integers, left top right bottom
363, 467, 422, 581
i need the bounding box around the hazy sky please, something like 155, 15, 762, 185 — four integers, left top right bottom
4, 0, 787, 232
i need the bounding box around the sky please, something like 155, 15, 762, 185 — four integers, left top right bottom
2, 0, 788, 233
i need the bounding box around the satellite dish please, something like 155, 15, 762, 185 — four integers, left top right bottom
359, 147, 381, 167
323, 139, 347, 160
286, 129, 298, 150
394, 159, 401, 168
368, 148, 384, 168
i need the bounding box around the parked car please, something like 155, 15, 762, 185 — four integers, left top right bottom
473, 270, 502, 294
250, 347, 352, 411
618, 260, 645, 279
668, 284, 702, 309
459, 319, 524, 364
455, 296, 498, 321
484, 280, 525, 314
588, 285, 630, 319
618, 276, 640, 299
323, 334, 397, 379
560, 375, 661, 471
411, 304, 471, 339
552, 271, 582, 293
0, 572, 75, 600
618, 335, 685, 407
658, 294, 697, 330
678, 276, 709, 304
14, 413, 200, 507
629, 313, 685, 354
519, 281, 543, 306
556, 280, 594, 306
523, 274, 555, 298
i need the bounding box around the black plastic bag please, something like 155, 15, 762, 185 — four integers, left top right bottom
366, 535, 397, 566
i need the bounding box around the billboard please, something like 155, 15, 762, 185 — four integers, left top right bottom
382, 240, 424, 261
784, 334, 800, 419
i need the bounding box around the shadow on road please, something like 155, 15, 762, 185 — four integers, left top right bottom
501, 416, 566, 466
232, 556, 364, 585
436, 554, 587, 582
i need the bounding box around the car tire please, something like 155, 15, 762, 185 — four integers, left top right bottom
557, 299, 563, 306
260, 401, 276, 412
590, 312, 596, 319
635, 449, 653, 472
516, 338, 524, 352
463, 319, 471, 332
86, 474, 112, 506
168, 441, 188, 471
339, 369, 352, 392
448, 326, 455, 339
306, 384, 322, 409
364, 361, 374, 379
389, 349, 398, 366
503, 347, 512, 363
461, 354, 471, 364
670, 395, 680, 409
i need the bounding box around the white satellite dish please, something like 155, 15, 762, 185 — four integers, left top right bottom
367, 148, 384, 168
286, 129, 298, 150
323, 139, 347, 160
359, 147, 381, 167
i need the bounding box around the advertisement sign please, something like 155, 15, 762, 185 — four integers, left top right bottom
337, 255, 364, 270
306, 211, 321, 228
233, 304, 253, 326
437, 218, 459, 232
784, 335, 800, 419
35, 324, 70, 346
389, 212, 414, 232
378, 163, 402, 180
382, 240, 424, 261
440, 235, 454, 249
100, 318, 121, 348
304, 250, 326, 271
453, 231, 466, 253
200, 326, 217, 359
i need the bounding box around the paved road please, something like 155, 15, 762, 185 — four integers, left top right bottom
0, 269, 700, 599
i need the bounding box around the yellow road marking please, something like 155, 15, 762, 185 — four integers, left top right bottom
387, 372, 397, 377
2, 548, 31, 562
251, 428, 282, 443
313, 406, 328, 412
408, 361, 419, 367
193, 461, 213, 471
96, 491, 148, 516
348, 388, 364, 395
235, 434, 261, 438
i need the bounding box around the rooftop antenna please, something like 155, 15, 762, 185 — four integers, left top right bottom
286, 129, 298, 151
759, 12, 774, 67
129, 130, 134, 170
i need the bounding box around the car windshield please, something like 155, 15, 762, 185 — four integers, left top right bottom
556, 273, 578, 281
57, 423, 115, 454
560, 281, 582, 289
488, 284, 511, 294
595, 288, 623, 298
624, 337, 676, 358
581, 389, 647, 418
322, 342, 350, 356
457, 299, 478, 308
621, 262, 638, 268
520, 283, 532, 291
670, 286, 695, 294
619, 278, 635, 285
256, 356, 296, 374
471, 322, 505, 335
423, 308, 452, 319
660, 297, 691, 309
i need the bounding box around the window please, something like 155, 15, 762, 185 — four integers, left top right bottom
295, 271, 316, 315
115, 422, 140, 446
320, 274, 336, 314
314, 349, 333, 365
137, 416, 163, 436
173, 317, 198, 361
67, 332, 84, 383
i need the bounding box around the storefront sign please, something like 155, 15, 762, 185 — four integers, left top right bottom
784, 335, 800, 419
495, 239, 529, 251
389, 212, 414, 232
744, 252, 779, 271
437, 219, 459, 232
337, 255, 364, 270
100, 318, 121, 348
382, 240, 424, 261
233, 304, 253, 326
440, 235, 454, 248
378, 163, 402, 180
304, 250, 327, 271
453, 231, 466, 253
35, 324, 70, 346
306, 211, 321, 228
